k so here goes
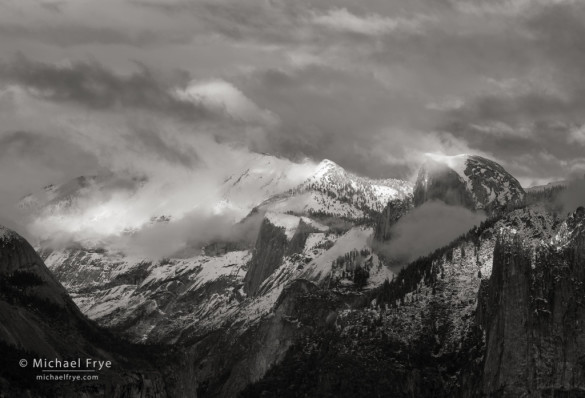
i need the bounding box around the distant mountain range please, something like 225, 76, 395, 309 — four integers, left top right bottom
3, 152, 585, 397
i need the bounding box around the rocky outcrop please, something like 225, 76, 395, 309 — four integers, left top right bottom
414, 154, 525, 211
478, 207, 585, 397
243, 219, 289, 296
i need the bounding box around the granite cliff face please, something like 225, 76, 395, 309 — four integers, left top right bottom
373, 197, 413, 241
243, 218, 289, 296
414, 154, 525, 211
243, 217, 323, 296
188, 279, 360, 398
479, 206, 585, 397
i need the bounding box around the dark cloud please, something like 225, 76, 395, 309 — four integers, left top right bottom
425, 2, 585, 183
5, 0, 585, 260
0, 131, 98, 233
131, 0, 305, 45
40, 1, 65, 13
0, 25, 182, 47
130, 0, 448, 46
0, 57, 214, 120
123, 121, 200, 168
374, 201, 486, 267
0, 130, 98, 179
199, 1, 585, 181
527, 3, 585, 84
3, 0, 585, 187
235, 65, 440, 179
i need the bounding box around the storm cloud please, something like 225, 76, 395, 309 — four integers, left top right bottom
0, 57, 212, 119
3, 0, 585, 246
2, 0, 585, 184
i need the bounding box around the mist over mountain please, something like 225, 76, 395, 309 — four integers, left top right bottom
6, 149, 583, 397
7, 151, 585, 397
4, 1, 585, 396
375, 201, 486, 266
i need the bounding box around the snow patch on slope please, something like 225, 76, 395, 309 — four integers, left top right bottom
264, 212, 328, 239
143, 250, 250, 288
0, 226, 15, 242
303, 227, 373, 281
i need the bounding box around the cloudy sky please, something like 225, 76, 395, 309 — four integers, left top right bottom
2, 0, 585, 218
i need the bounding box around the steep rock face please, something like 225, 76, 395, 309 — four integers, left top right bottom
217, 280, 328, 398
0, 226, 177, 398
479, 236, 534, 396
373, 197, 413, 241
479, 207, 585, 397
188, 279, 361, 398
286, 219, 318, 256
414, 154, 525, 211
243, 219, 289, 296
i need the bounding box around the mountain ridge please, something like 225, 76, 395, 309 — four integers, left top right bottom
11, 152, 571, 397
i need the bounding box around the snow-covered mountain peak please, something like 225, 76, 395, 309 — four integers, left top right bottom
415, 153, 525, 210
317, 158, 338, 168
312, 159, 344, 180
259, 159, 413, 219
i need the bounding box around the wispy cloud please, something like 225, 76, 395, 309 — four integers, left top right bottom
375, 201, 486, 266
311, 8, 427, 36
